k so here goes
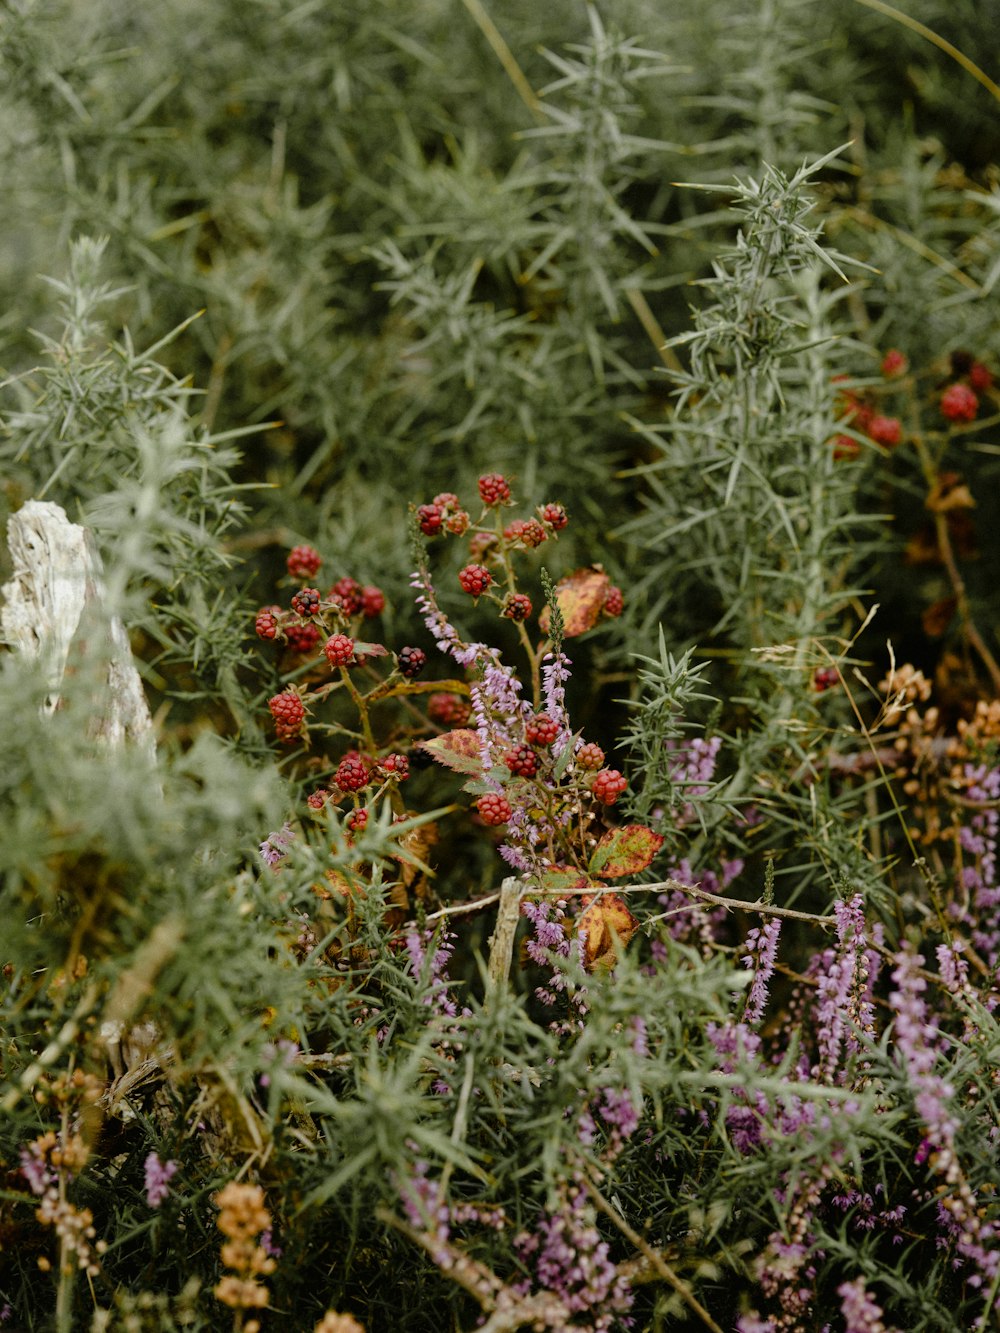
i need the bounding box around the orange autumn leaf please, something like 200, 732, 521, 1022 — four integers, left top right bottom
577, 892, 639, 971
417, 728, 484, 777
538, 567, 611, 638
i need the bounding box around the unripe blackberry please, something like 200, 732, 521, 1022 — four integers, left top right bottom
503, 743, 539, 778
324, 633, 356, 667
445, 509, 470, 535
291, 587, 321, 617
504, 518, 547, 549
286, 621, 321, 654
502, 592, 532, 622
576, 742, 605, 771
255, 606, 281, 640
287, 544, 322, 579
335, 755, 369, 793
434, 491, 461, 509
603, 586, 624, 618
868, 415, 902, 448
346, 807, 368, 832
269, 690, 306, 742
307, 789, 329, 810
525, 713, 560, 746
330, 576, 363, 616
381, 753, 410, 780
418, 503, 444, 536
428, 692, 471, 726
591, 768, 627, 804
397, 646, 427, 678
970, 361, 993, 392
832, 434, 860, 462
458, 564, 492, 596
813, 666, 839, 692
540, 502, 568, 530
468, 531, 496, 561
476, 792, 512, 826
361, 584, 386, 617
880, 349, 908, 378
478, 472, 511, 506
941, 382, 978, 422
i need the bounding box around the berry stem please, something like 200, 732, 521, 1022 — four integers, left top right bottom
493, 513, 543, 709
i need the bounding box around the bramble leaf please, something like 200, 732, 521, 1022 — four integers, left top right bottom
417, 729, 484, 777
538, 567, 610, 638
588, 824, 664, 878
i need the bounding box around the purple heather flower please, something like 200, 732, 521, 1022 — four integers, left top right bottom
743, 917, 781, 1025
19, 1143, 55, 1196
838, 1276, 898, 1333
404, 927, 459, 1018
259, 820, 295, 868
143, 1152, 178, 1208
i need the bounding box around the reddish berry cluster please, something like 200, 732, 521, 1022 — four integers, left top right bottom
813, 666, 839, 692
478, 473, 511, 507
591, 768, 627, 804
335, 755, 369, 792
940, 381, 979, 423
269, 690, 306, 743
503, 743, 540, 778
307, 789, 329, 810
360, 585, 386, 618
502, 593, 532, 622
330, 576, 363, 616
539, 502, 568, 530
575, 742, 605, 771
346, 807, 368, 832
418, 493, 470, 536
525, 713, 560, 746
880, 349, 908, 378
428, 693, 471, 726
291, 587, 321, 618
287, 544, 322, 579
255, 606, 280, 640
504, 518, 547, 549
458, 564, 492, 596
324, 633, 355, 667
286, 621, 321, 654
381, 753, 410, 780
603, 586, 624, 618
476, 793, 512, 826
397, 646, 427, 678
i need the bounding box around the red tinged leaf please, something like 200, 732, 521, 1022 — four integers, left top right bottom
538, 567, 611, 638
416, 728, 484, 777
577, 893, 639, 971
351, 640, 389, 658
588, 825, 664, 878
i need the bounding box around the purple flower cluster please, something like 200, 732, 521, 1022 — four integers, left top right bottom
742, 917, 781, 1025
838, 1276, 899, 1333
259, 821, 295, 869
144, 1152, 178, 1208
665, 735, 721, 824
541, 651, 572, 752
957, 763, 1000, 966
403, 927, 461, 1019
514, 1183, 632, 1331
811, 894, 874, 1083
19, 1141, 56, 1196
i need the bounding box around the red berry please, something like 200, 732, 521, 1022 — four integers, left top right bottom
434, 491, 461, 509
287, 544, 322, 579
503, 743, 539, 778
361, 584, 386, 617
324, 633, 356, 667
291, 587, 321, 617
255, 606, 281, 640
603, 586, 624, 617
525, 713, 560, 746
330, 576, 363, 616
540, 502, 568, 530
592, 768, 627, 805
458, 564, 492, 596
504, 518, 547, 549
307, 789, 329, 810
478, 473, 511, 506
418, 503, 444, 536
428, 692, 471, 726
269, 690, 306, 742
868, 415, 902, 448
476, 792, 512, 826
381, 753, 410, 781
970, 362, 993, 392
880, 349, 907, 378
335, 755, 370, 793
397, 646, 427, 678
813, 667, 839, 692
832, 434, 860, 461
286, 621, 321, 654
445, 510, 470, 535
576, 742, 605, 772
502, 592, 533, 622
346, 807, 368, 832
941, 382, 978, 422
